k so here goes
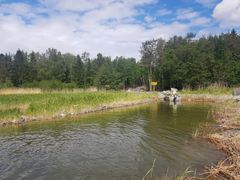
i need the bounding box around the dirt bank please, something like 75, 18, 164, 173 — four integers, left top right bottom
181, 94, 240, 180
0, 99, 154, 127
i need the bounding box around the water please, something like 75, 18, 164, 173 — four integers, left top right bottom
0, 102, 224, 179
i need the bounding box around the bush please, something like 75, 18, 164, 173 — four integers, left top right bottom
0, 80, 13, 89
22, 80, 77, 90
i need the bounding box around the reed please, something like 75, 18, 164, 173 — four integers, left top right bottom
181, 86, 233, 95
190, 99, 240, 179
0, 88, 42, 95
0, 91, 154, 122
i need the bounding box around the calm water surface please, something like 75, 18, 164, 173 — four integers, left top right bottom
0, 102, 224, 179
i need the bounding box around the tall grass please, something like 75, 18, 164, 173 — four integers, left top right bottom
0, 88, 42, 95
181, 86, 233, 95
0, 91, 154, 121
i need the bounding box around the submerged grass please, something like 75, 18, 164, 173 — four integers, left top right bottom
0, 91, 155, 122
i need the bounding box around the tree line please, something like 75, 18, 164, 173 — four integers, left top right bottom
141, 29, 240, 90
0, 49, 144, 89
0, 29, 240, 90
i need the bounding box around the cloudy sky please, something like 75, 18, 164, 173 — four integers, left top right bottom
0, 0, 239, 59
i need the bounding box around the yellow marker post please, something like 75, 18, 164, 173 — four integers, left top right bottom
151, 82, 158, 91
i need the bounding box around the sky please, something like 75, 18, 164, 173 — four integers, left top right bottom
0, 0, 239, 59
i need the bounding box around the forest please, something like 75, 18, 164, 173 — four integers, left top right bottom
0, 29, 240, 90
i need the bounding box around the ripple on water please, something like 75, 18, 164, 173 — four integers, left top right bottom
0, 102, 224, 179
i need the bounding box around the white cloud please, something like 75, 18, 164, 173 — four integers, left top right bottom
195, 0, 220, 8
0, 3, 31, 14
176, 9, 199, 20
213, 0, 240, 27
39, 0, 156, 12
157, 8, 172, 16
191, 17, 212, 26
0, 0, 192, 59
0, 2, 39, 19
175, 8, 211, 27
39, 0, 112, 12
144, 16, 156, 23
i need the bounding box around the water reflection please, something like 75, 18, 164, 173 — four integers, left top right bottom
0, 103, 224, 179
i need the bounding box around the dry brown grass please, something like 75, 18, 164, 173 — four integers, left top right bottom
0, 87, 99, 95
181, 94, 233, 103
0, 88, 42, 95
199, 100, 240, 180
182, 94, 240, 180
204, 133, 240, 180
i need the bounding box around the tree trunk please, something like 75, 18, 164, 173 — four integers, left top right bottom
149, 66, 152, 91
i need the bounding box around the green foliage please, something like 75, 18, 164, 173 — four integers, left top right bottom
141, 29, 240, 90
0, 29, 240, 90
73, 55, 85, 87
22, 80, 77, 90
11, 50, 25, 86
181, 86, 233, 95
0, 91, 154, 120
0, 80, 13, 89
0, 108, 21, 120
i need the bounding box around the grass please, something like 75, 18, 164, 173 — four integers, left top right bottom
204, 101, 240, 179
0, 90, 155, 121
188, 98, 240, 179
174, 89, 240, 179
142, 159, 156, 180
142, 160, 196, 180
0, 88, 41, 95
181, 86, 233, 95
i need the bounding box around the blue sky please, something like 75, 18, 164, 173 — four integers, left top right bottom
0, 0, 239, 59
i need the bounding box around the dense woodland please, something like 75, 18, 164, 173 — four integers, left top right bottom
0, 29, 240, 90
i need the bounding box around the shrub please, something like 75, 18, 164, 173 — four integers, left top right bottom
22, 80, 77, 90
0, 80, 13, 89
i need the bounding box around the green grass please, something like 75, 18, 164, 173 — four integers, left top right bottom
180, 86, 233, 95
0, 91, 154, 121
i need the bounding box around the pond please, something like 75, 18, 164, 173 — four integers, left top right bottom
0, 102, 224, 179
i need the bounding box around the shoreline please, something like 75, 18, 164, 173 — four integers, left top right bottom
1, 92, 239, 178
181, 94, 240, 179
0, 98, 155, 127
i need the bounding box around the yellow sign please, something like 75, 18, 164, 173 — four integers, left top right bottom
151, 82, 158, 86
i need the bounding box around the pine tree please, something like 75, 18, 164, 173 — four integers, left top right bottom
73, 55, 85, 87
12, 50, 25, 86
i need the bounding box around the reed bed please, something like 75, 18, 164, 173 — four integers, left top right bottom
202, 102, 240, 180
205, 134, 240, 179
0, 91, 154, 123
181, 86, 233, 95
190, 98, 240, 180
0, 88, 42, 95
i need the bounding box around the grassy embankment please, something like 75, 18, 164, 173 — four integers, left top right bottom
0, 89, 155, 126
180, 87, 240, 179
180, 86, 233, 102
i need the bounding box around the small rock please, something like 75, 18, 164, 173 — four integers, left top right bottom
233, 88, 240, 96
60, 113, 65, 117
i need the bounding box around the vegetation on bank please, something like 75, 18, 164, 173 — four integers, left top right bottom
0, 91, 154, 121
180, 86, 233, 95
188, 96, 240, 179
206, 101, 240, 179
